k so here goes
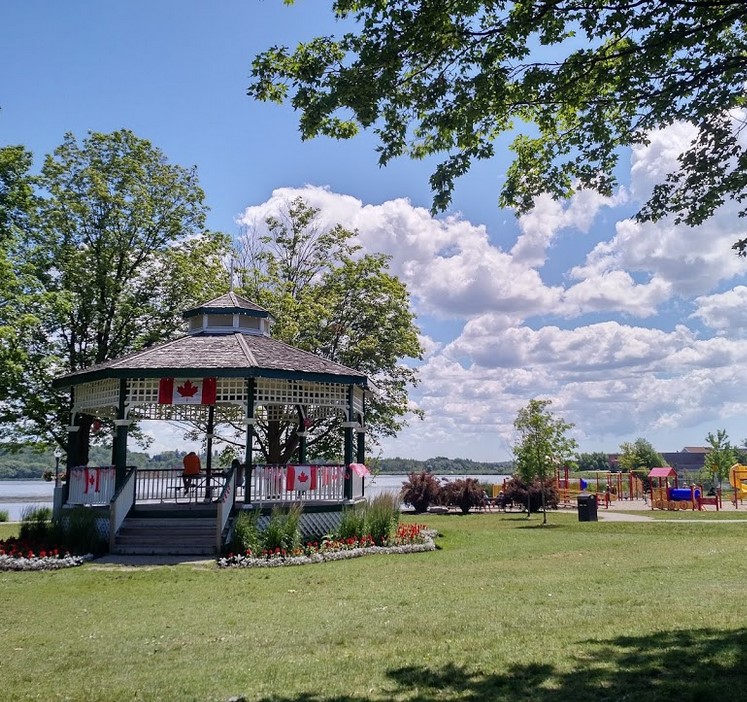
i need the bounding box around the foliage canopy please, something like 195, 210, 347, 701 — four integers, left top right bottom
250, 1, 747, 252
1, 130, 231, 456
616, 437, 665, 472
233, 196, 423, 462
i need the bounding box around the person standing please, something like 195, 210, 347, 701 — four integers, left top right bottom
182, 451, 201, 493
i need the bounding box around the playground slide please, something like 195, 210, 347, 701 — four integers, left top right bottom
729, 463, 747, 491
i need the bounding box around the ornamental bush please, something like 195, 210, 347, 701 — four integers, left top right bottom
365, 492, 400, 545
400, 471, 441, 513
338, 503, 367, 541
262, 504, 303, 553
439, 478, 484, 514
502, 475, 559, 513
228, 509, 262, 555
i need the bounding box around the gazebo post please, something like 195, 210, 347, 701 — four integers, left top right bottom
244, 378, 255, 503
113, 379, 129, 489
356, 426, 365, 464
64, 421, 79, 505
343, 387, 355, 500
205, 405, 215, 499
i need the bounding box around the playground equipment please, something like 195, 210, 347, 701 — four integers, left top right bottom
554, 467, 644, 508
730, 464, 747, 508
648, 466, 706, 511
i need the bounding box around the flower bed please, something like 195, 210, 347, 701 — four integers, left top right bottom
0, 538, 92, 572
219, 524, 437, 569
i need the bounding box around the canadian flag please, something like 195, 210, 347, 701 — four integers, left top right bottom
286, 465, 317, 492
158, 377, 217, 405
83, 467, 100, 494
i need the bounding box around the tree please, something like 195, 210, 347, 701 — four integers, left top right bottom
513, 399, 577, 524
2, 130, 231, 458
232, 196, 423, 463
576, 451, 611, 472
250, 2, 747, 253
617, 438, 665, 473
0, 146, 40, 428
703, 429, 735, 490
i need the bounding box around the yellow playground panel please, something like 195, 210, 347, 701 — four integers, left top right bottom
730, 464, 747, 507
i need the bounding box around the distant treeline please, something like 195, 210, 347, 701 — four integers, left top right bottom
373, 456, 514, 475
0, 449, 515, 480
0, 448, 192, 480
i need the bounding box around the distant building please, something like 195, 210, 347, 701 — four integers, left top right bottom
607, 447, 709, 473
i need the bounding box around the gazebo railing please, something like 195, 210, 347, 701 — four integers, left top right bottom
135, 467, 228, 503
67, 465, 117, 505
250, 464, 356, 503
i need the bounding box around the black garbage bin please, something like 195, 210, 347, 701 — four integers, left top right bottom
577, 494, 598, 522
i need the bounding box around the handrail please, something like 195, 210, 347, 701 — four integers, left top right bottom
109, 467, 137, 551
216, 464, 236, 552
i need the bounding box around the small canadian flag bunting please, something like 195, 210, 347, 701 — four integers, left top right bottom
158, 377, 217, 405
286, 465, 317, 492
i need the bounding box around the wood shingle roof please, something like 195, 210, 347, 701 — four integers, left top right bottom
53, 332, 369, 388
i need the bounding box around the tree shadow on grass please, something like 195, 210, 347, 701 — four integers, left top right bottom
254, 627, 747, 702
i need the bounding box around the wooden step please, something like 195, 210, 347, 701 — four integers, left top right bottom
112, 514, 219, 556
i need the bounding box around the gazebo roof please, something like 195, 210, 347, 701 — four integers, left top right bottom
52, 293, 370, 389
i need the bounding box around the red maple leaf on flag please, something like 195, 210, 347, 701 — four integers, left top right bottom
298, 471, 309, 484
177, 380, 199, 398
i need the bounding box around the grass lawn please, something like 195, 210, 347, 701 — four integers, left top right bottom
0, 522, 19, 540
2, 512, 747, 701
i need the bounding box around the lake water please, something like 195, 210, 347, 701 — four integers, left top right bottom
0, 473, 511, 521
0, 480, 55, 521
365, 473, 511, 501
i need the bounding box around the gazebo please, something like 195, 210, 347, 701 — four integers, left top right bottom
52, 293, 373, 555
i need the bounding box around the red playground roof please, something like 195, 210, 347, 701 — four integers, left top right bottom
648, 467, 677, 478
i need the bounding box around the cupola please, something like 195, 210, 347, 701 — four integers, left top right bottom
182, 292, 273, 336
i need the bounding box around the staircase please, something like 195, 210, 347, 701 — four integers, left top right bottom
111, 506, 219, 556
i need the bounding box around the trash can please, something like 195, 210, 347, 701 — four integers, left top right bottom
577, 494, 598, 522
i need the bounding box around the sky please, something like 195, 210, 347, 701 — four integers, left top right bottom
3, 2, 747, 462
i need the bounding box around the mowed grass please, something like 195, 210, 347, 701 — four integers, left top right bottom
2, 512, 747, 702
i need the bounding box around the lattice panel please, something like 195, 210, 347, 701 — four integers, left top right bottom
251, 511, 343, 541
127, 378, 160, 405
307, 405, 347, 421
127, 377, 248, 406
216, 378, 247, 403
129, 403, 244, 423
353, 386, 364, 418
255, 379, 349, 408
73, 376, 354, 419
74, 380, 120, 413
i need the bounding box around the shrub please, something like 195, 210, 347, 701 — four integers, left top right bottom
63, 507, 106, 555
365, 492, 400, 545
400, 471, 441, 513
440, 478, 484, 514
0, 510, 8, 522
229, 509, 261, 555
262, 504, 303, 553
338, 504, 367, 541
19, 505, 54, 542
502, 475, 559, 513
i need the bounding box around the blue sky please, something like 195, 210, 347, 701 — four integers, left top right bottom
3, 2, 747, 462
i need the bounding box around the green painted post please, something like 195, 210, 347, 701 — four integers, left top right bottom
244, 378, 255, 503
